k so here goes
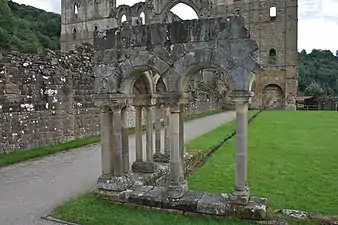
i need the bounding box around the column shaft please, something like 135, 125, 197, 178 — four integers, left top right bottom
164, 107, 170, 154
235, 103, 248, 191
166, 105, 188, 198
135, 106, 143, 162
100, 108, 113, 176
112, 108, 123, 177
145, 106, 153, 161
155, 105, 162, 154
121, 107, 129, 173
179, 105, 185, 166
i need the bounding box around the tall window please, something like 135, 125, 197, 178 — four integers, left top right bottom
72, 28, 77, 40
74, 3, 79, 17
269, 49, 277, 65
121, 14, 127, 23
140, 12, 145, 24
269, 6, 277, 21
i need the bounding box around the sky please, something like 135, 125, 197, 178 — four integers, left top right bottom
12, 0, 338, 53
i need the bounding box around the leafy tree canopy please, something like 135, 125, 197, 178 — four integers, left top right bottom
0, 0, 60, 53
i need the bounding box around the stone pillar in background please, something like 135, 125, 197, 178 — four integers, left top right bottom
132, 104, 157, 173
99, 105, 113, 178
153, 104, 170, 163
166, 104, 188, 199
97, 104, 134, 192
154, 105, 162, 156
164, 106, 170, 157
135, 106, 143, 162
229, 91, 252, 205
121, 106, 129, 174
179, 104, 185, 166
112, 106, 123, 177
145, 106, 154, 162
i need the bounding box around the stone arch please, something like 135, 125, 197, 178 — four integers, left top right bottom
262, 84, 284, 109
120, 65, 164, 95
174, 49, 235, 93
72, 27, 77, 40
132, 72, 153, 94
160, 0, 209, 21
117, 6, 130, 24
153, 74, 168, 94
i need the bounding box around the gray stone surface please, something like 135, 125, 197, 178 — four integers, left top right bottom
97, 185, 268, 220
196, 193, 229, 216
0, 111, 235, 225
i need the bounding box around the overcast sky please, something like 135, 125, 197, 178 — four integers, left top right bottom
12, 0, 338, 53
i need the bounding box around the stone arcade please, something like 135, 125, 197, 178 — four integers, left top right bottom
93, 16, 267, 220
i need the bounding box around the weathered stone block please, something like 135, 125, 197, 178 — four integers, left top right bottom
132, 161, 158, 173
196, 193, 230, 216
233, 196, 268, 220
138, 187, 166, 208
162, 190, 204, 212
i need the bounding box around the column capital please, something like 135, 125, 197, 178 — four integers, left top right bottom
230, 91, 254, 105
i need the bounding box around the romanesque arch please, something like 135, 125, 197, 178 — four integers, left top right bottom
94, 16, 265, 215
262, 84, 284, 109
159, 0, 211, 21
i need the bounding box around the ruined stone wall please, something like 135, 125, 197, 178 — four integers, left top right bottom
0, 44, 220, 154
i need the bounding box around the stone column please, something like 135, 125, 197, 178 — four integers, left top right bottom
112, 107, 123, 177
164, 106, 170, 156
145, 106, 153, 162
154, 105, 162, 156
97, 104, 134, 192
99, 106, 113, 178
132, 105, 157, 173
135, 106, 143, 162
230, 92, 252, 205
166, 104, 188, 199
121, 106, 129, 174
179, 104, 185, 166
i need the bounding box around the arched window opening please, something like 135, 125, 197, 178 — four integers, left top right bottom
269, 6, 277, 21
74, 3, 79, 17
269, 49, 277, 65
140, 12, 145, 24
72, 28, 77, 40
169, 3, 198, 21
121, 14, 127, 23
94, 25, 98, 31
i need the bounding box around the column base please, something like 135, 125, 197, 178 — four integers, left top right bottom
132, 161, 157, 173
166, 180, 189, 199
229, 186, 250, 205
153, 152, 170, 163
97, 174, 134, 192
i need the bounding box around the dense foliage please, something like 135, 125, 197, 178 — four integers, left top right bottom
299, 50, 338, 96
0, 0, 60, 53
0, 1, 337, 95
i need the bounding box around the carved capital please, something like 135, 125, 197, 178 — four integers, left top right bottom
230, 91, 254, 105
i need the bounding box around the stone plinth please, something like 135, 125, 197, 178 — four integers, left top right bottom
95, 185, 267, 220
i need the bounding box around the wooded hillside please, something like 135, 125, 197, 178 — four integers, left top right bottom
0, 0, 60, 53
0, 0, 337, 96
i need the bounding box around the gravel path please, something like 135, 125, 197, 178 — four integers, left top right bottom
0, 111, 235, 225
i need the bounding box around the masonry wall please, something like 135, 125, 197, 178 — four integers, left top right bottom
0, 44, 220, 154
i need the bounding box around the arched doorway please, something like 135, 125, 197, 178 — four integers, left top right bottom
262, 84, 284, 109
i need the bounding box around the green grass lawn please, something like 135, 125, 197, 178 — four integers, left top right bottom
50, 110, 337, 225
0, 108, 224, 167
189, 110, 338, 214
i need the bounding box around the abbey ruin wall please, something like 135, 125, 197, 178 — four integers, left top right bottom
0, 44, 220, 154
